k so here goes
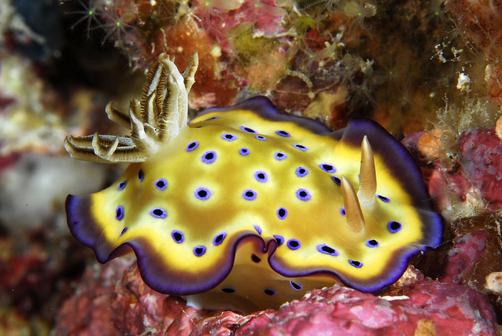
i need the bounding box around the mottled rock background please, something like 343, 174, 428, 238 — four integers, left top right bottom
1, 0, 502, 334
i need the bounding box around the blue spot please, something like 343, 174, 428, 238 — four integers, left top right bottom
366, 239, 379, 248
116, 206, 124, 220
388, 221, 402, 233
295, 167, 308, 177
274, 152, 287, 160
255, 135, 267, 141
293, 144, 307, 151
120, 227, 127, 236
274, 235, 284, 246
202, 151, 217, 164
340, 207, 346, 216
138, 169, 144, 181
222, 133, 237, 141
194, 246, 206, 257
276, 130, 291, 137
296, 189, 311, 201
277, 207, 288, 220
264, 289, 276, 296
332, 176, 341, 186
243, 189, 257, 200
155, 179, 167, 190
254, 171, 268, 182
254, 225, 262, 235
205, 117, 218, 121
349, 260, 363, 268
290, 281, 302, 291
150, 208, 167, 218
376, 195, 390, 202
240, 126, 257, 133
317, 244, 339, 256
320, 164, 336, 173
172, 230, 184, 243
213, 233, 226, 245
239, 147, 250, 156
287, 239, 300, 250
222, 287, 235, 293
195, 187, 211, 200
186, 141, 199, 151
118, 181, 126, 190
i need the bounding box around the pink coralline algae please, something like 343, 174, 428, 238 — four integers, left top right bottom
192, 0, 286, 49
417, 212, 502, 323
406, 127, 502, 215
456, 129, 502, 208
53, 258, 498, 336
442, 230, 487, 285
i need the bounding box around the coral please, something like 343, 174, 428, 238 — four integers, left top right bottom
457, 128, 502, 208
98, 0, 139, 47
414, 211, 502, 323
53, 258, 135, 336
64, 0, 145, 62
4, 0, 502, 332
435, 96, 501, 137
65, 0, 104, 39
59, 0, 467, 136
0, 229, 89, 336
403, 94, 502, 220
405, 124, 502, 220
53, 259, 498, 335
426, 0, 449, 25
444, 0, 502, 63
231, 25, 279, 64
151, 15, 240, 108
416, 128, 458, 168
302, 87, 349, 128
329, 0, 378, 34
192, 0, 286, 50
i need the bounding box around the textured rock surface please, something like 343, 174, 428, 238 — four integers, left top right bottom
413, 211, 502, 324
457, 129, 502, 209
407, 128, 502, 218
53, 258, 498, 336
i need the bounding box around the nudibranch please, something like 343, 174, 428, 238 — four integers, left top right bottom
64, 52, 443, 314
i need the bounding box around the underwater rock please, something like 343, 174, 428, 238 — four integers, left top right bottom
0, 231, 83, 334
457, 129, 502, 210
404, 127, 502, 322
53, 258, 134, 336
255, 281, 496, 336
53, 258, 498, 336
411, 209, 502, 324
405, 127, 502, 219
